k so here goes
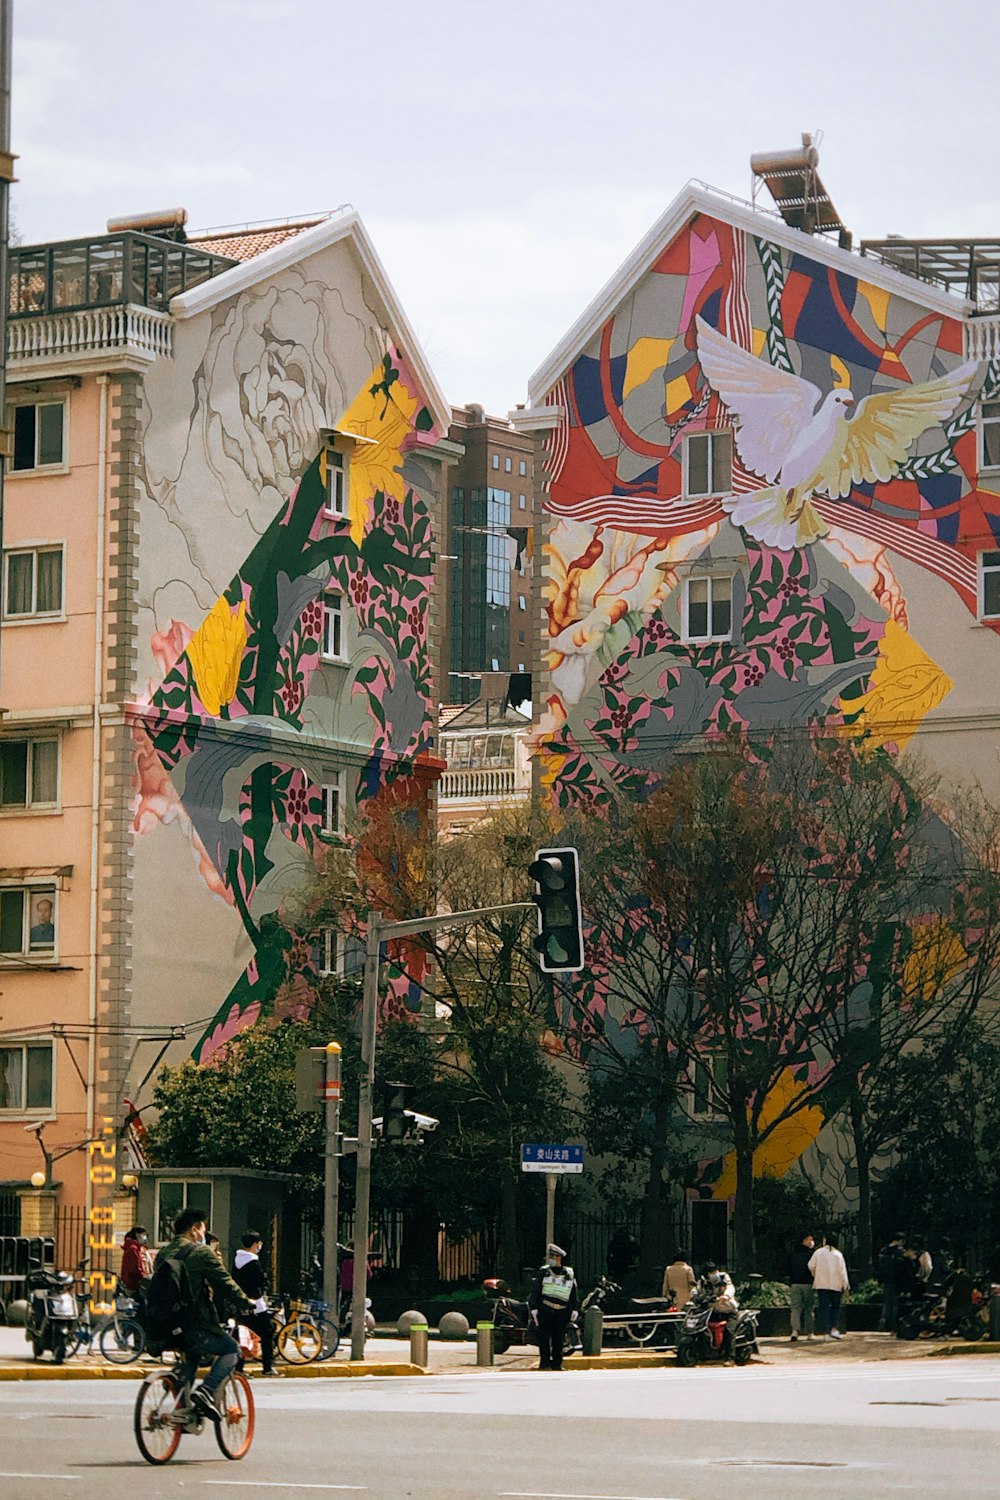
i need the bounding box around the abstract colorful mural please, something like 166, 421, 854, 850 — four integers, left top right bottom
534, 205, 1000, 1196
131, 346, 440, 1059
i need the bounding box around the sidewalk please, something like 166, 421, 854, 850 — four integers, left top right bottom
0, 1324, 994, 1380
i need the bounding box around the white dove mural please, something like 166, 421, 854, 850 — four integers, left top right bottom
695, 315, 979, 551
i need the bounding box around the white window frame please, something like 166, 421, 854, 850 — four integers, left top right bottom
2, 544, 65, 620
323, 443, 349, 517
317, 926, 364, 977
688, 1055, 727, 1119
321, 772, 347, 837
682, 574, 733, 644
491, 454, 500, 470
519, 459, 527, 477
980, 400, 1000, 473
10, 399, 68, 474
321, 591, 346, 662
0, 881, 58, 958
0, 734, 60, 811
979, 550, 1000, 620
0, 1038, 56, 1115
683, 429, 733, 499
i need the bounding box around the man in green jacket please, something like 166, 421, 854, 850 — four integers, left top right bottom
154, 1207, 256, 1422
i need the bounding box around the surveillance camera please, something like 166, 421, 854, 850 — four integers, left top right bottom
22, 1120, 46, 1133
405, 1110, 439, 1133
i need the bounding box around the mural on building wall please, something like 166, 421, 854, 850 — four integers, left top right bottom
538, 212, 1000, 1197
131, 345, 439, 1059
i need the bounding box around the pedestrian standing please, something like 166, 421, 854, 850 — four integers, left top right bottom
787, 1232, 816, 1341
120, 1226, 153, 1294
232, 1230, 280, 1377
808, 1233, 850, 1340
877, 1233, 905, 1333
662, 1250, 698, 1306
528, 1243, 579, 1371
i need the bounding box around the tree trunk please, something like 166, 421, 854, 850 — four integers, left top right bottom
732, 1112, 755, 1280
849, 1091, 873, 1278
498, 1161, 520, 1282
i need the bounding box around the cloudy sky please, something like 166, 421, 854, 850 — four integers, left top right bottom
13, 0, 1000, 413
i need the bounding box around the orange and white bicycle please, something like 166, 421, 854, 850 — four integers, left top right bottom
133, 1364, 255, 1465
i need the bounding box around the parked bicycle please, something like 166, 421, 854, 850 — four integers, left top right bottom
66, 1277, 146, 1364
134, 1363, 254, 1465
270, 1296, 329, 1365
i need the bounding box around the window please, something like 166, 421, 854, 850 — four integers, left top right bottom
518, 493, 527, 511
684, 429, 733, 497
155, 1180, 212, 1244
519, 460, 527, 477
3, 546, 63, 618
517, 595, 526, 611
0, 737, 59, 808
683, 575, 732, 643
11, 401, 65, 471
316, 927, 365, 977
322, 592, 345, 661
0, 884, 57, 957
491, 454, 500, 470
504, 456, 512, 473
323, 445, 348, 516
0, 1041, 54, 1112
321, 773, 347, 837
982, 402, 1000, 471
980, 551, 1000, 619
689, 1055, 728, 1118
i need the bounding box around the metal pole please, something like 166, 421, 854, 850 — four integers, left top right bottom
350, 909, 381, 1361
322, 1041, 342, 1318
545, 1172, 557, 1254
0, 0, 13, 710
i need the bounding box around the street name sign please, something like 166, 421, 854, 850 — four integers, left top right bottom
521, 1143, 584, 1174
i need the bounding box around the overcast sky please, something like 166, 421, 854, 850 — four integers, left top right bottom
13, 0, 1000, 414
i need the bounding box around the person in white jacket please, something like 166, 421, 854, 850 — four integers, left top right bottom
808, 1233, 850, 1340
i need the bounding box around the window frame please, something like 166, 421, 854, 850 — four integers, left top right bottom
321, 591, 346, 662
0, 734, 60, 811
9, 399, 68, 474
2, 544, 65, 620
682, 573, 734, 644
321, 772, 347, 838
688, 1054, 728, 1120
154, 1179, 213, 1246
317, 926, 365, 978
683, 429, 733, 499
979, 550, 1000, 620
0, 881, 58, 959
322, 443, 349, 518
980, 400, 1000, 473
0, 1038, 56, 1115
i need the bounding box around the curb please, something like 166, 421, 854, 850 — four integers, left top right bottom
563, 1352, 674, 1371
927, 1341, 1000, 1357
0, 1360, 427, 1382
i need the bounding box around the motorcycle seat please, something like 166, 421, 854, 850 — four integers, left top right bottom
628, 1297, 674, 1311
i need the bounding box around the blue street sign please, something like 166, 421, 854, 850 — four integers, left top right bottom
520, 1142, 584, 1174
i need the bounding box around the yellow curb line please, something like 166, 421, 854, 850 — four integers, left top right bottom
0, 1361, 427, 1381
927, 1342, 1000, 1357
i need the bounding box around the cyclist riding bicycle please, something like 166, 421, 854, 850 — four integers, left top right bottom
153, 1208, 255, 1425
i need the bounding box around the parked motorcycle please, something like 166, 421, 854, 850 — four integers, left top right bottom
24, 1267, 79, 1364
897, 1274, 989, 1342
674, 1286, 759, 1366
580, 1276, 677, 1345
482, 1277, 580, 1356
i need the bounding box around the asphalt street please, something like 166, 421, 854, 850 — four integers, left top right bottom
1, 1356, 999, 1499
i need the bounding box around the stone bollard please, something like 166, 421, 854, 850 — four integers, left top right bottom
409, 1321, 429, 1367
476, 1322, 494, 1366
582, 1304, 603, 1356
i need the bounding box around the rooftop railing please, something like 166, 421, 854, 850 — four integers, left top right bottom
8, 233, 235, 320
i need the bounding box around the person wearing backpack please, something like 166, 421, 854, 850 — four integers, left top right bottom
151, 1207, 256, 1424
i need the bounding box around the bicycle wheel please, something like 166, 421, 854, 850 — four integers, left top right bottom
64, 1324, 89, 1361
100, 1316, 145, 1364
215, 1371, 255, 1460
134, 1374, 182, 1465
315, 1317, 341, 1360
276, 1315, 323, 1363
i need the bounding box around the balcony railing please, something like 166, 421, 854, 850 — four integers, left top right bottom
965, 317, 1000, 364
438, 766, 526, 802
9, 233, 234, 319
8, 304, 173, 364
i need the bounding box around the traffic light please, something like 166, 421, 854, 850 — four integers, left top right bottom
528, 846, 584, 973
382, 1082, 415, 1141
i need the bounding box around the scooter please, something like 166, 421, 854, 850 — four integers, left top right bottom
674, 1286, 759, 1366
24, 1267, 80, 1364
482, 1277, 580, 1356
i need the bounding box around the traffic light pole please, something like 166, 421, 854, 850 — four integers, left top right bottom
349, 900, 531, 1362
322, 1042, 342, 1317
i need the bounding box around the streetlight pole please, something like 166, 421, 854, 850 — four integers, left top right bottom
322, 1041, 342, 1317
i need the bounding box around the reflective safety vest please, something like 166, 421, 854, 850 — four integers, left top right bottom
540, 1265, 575, 1307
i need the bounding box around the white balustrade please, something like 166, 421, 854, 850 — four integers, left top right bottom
965, 317, 1000, 364
8, 304, 173, 364
439, 766, 526, 802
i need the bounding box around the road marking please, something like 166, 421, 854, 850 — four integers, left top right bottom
499, 1493, 686, 1499
203, 1485, 366, 1492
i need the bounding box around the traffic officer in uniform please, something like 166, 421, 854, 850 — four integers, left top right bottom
528, 1243, 579, 1370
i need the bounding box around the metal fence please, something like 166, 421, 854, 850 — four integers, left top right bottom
54, 1207, 88, 1276
0, 1188, 20, 1238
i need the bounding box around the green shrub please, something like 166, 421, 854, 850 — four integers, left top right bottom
735, 1279, 790, 1307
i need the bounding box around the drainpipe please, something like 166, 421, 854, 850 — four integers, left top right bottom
0, 0, 13, 707
85, 373, 109, 1220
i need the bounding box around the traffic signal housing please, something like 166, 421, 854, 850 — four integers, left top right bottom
528, 846, 584, 974
382, 1082, 415, 1141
